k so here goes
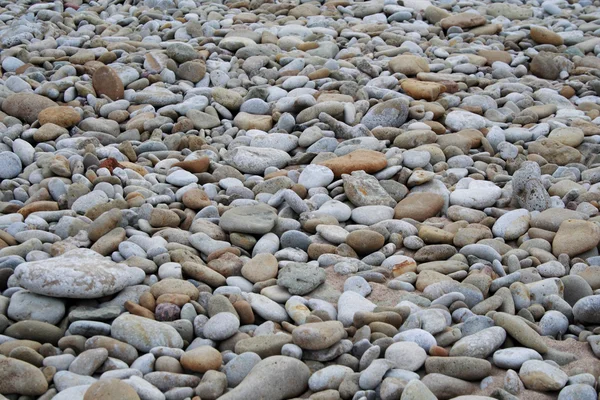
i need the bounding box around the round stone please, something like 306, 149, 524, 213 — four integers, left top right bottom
83, 379, 140, 400
92, 66, 125, 101
298, 165, 335, 189
385, 341, 427, 371
292, 321, 346, 351
574, 295, 600, 324
0, 357, 48, 396
180, 346, 223, 373
345, 230, 385, 255
519, 360, 568, 391
0, 152, 22, 179
241, 253, 279, 283
203, 312, 240, 341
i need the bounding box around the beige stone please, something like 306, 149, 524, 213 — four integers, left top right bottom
553, 219, 600, 257
180, 346, 223, 373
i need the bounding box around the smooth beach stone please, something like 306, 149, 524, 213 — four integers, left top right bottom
13, 248, 145, 298
111, 314, 184, 352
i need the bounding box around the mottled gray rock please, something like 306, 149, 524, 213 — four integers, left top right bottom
277, 263, 326, 295
13, 249, 145, 299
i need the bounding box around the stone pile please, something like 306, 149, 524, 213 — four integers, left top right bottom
1, 0, 600, 399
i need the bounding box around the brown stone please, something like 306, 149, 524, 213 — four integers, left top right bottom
560, 86, 576, 98
0, 340, 42, 356
84, 379, 140, 400
84, 336, 139, 366
401, 79, 446, 101
345, 230, 385, 255
207, 252, 243, 277
38, 106, 81, 127
391, 256, 417, 276
2, 93, 58, 124
156, 293, 191, 307
530, 52, 563, 80
292, 321, 346, 350
530, 26, 564, 46
457, 129, 484, 147
394, 193, 445, 221
241, 253, 279, 283
388, 54, 429, 75
206, 247, 241, 262
125, 301, 155, 320
234, 334, 293, 358
150, 278, 199, 300
233, 300, 255, 325
289, 3, 320, 17
308, 68, 330, 80
0, 357, 49, 396
308, 243, 337, 259
177, 61, 206, 83
441, 13, 487, 30
182, 262, 227, 287
92, 66, 124, 101
182, 188, 212, 210
318, 149, 388, 178
172, 157, 210, 173
527, 138, 582, 166
418, 225, 455, 245
119, 161, 148, 176
15, 63, 34, 74
98, 158, 123, 173
424, 5, 451, 23
180, 346, 223, 373
233, 112, 273, 131
477, 50, 512, 65
139, 291, 156, 312
469, 23, 501, 35
430, 345, 449, 356
149, 208, 181, 228
553, 219, 600, 257
17, 201, 59, 218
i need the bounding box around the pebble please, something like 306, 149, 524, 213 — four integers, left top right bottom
0, 0, 598, 398
385, 342, 427, 371
203, 312, 240, 341
14, 249, 145, 298
449, 327, 506, 358
292, 321, 346, 351
493, 348, 543, 370
220, 356, 310, 400
111, 314, 183, 352
519, 360, 568, 391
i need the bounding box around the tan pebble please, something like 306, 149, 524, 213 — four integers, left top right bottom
84, 379, 140, 400
182, 188, 211, 210
156, 293, 191, 307
92, 65, 124, 101
124, 301, 155, 320
429, 345, 449, 356
155, 356, 183, 373
180, 346, 222, 373
233, 300, 255, 325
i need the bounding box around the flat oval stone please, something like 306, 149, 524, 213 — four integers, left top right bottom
0, 357, 48, 396
519, 360, 568, 391
292, 321, 345, 350
493, 347, 543, 370
13, 248, 145, 299
449, 326, 506, 358
220, 204, 278, 234
111, 314, 184, 352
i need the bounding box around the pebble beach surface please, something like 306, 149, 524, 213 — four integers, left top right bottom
2, 0, 600, 399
